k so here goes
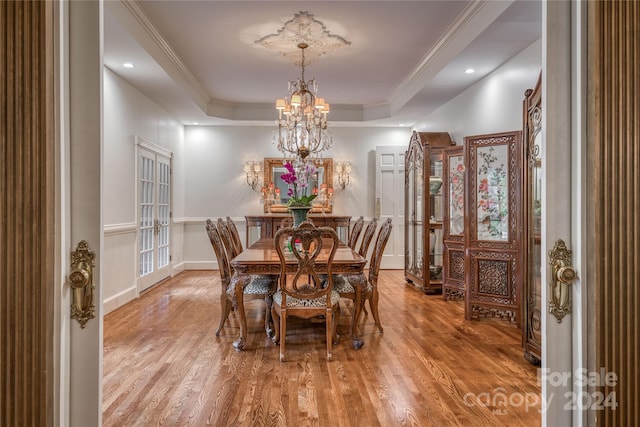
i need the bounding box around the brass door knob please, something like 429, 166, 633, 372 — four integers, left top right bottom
69, 269, 90, 289
556, 265, 576, 284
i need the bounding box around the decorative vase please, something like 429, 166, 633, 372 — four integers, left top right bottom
429, 176, 443, 195
289, 205, 312, 227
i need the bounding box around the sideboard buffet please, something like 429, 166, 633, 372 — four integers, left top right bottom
245, 214, 351, 246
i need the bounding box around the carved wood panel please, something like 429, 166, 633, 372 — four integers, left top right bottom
467, 252, 518, 323
464, 131, 522, 323
443, 245, 465, 300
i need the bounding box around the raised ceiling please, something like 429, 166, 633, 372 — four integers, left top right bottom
104, 0, 541, 128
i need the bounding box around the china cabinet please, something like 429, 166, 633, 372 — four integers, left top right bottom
464, 130, 523, 322
405, 131, 454, 294
522, 74, 542, 364
442, 146, 465, 300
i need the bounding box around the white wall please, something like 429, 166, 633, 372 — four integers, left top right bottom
181, 125, 410, 269
183, 126, 410, 218
417, 39, 542, 143
103, 68, 185, 312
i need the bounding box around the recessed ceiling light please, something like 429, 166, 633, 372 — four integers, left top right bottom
123, 62, 135, 68
464, 68, 475, 74
193, 122, 199, 125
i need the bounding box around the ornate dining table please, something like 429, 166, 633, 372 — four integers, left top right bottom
229, 237, 368, 351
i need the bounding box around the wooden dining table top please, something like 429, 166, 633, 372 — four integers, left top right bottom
230, 237, 367, 274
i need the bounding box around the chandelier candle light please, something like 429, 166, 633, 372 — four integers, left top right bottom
273, 43, 332, 160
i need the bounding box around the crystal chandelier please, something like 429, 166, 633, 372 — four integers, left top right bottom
273, 43, 332, 160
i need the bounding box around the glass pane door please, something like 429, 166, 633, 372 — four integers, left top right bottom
138, 146, 172, 291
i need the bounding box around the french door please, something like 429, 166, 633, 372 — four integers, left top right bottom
136, 138, 172, 291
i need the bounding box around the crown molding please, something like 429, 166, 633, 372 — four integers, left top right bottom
389, 0, 514, 114
116, 0, 210, 109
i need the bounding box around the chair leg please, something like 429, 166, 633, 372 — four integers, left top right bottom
326, 307, 333, 361
332, 304, 340, 345
264, 294, 274, 337
279, 310, 287, 362
215, 294, 233, 336
271, 305, 280, 344
369, 287, 383, 333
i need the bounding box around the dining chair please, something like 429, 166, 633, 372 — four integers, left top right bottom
333, 218, 392, 333
347, 216, 365, 250
217, 218, 240, 259
357, 217, 378, 259
271, 221, 341, 362
226, 216, 244, 255
205, 219, 276, 337
223, 216, 275, 286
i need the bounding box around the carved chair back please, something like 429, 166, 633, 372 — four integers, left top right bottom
368, 218, 393, 286
347, 216, 365, 249
226, 216, 244, 255
358, 217, 378, 258
205, 219, 231, 285
274, 221, 339, 304
216, 217, 239, 260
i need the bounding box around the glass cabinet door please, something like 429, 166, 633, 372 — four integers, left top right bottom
523, 75, 542, 364
415, 149, 424, 279
442, 146, 465, 300
429, 152, 444, 283
405, 140, 424, 280
406, 149, 415, 277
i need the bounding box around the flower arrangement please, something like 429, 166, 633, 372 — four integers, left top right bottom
280, 159, 317, 207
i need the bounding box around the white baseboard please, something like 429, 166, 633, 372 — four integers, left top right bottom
183, 260, 218, 270
171, 261, 186, 275
103, 284, 138, 314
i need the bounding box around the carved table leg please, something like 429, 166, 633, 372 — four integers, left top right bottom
346, 272, 367, 349
230, 272, 250, 351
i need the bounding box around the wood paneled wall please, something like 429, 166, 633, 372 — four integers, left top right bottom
0, 1, 54, 426
589, 1, 640, 425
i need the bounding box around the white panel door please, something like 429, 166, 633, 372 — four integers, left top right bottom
375, 146, 405, 269
137, 143, 172, 291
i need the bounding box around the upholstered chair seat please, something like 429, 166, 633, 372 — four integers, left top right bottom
273, 289, 341, 308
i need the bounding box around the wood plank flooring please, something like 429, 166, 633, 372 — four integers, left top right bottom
103, 270, 541, 426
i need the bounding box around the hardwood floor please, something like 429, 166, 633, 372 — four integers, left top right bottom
103, 270, 541, 426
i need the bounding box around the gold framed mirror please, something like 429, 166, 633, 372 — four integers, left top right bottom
262, 158, 334, 213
